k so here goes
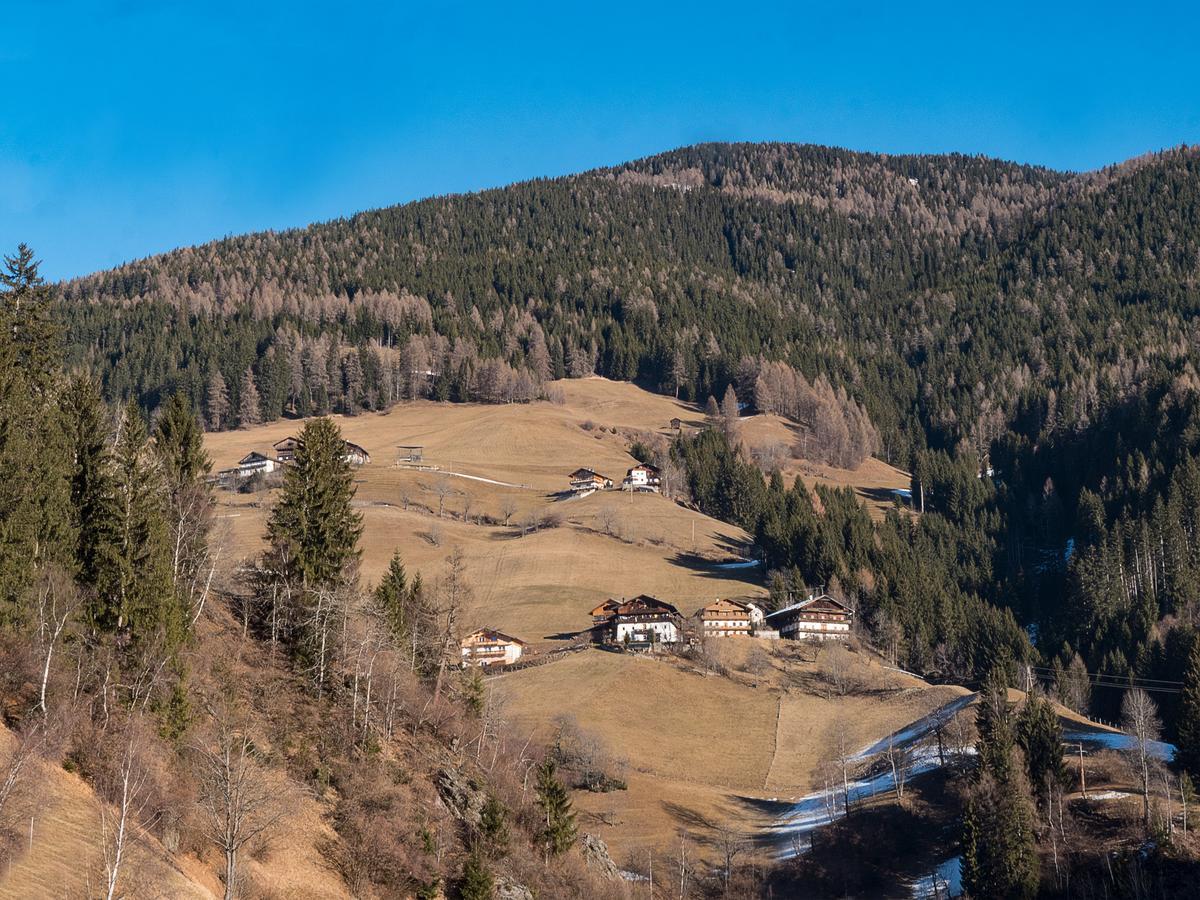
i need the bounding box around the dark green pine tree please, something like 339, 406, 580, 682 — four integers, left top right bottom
975, 666, 1015, 780
153, 392, 213, 597
535, 759, 577, 857
154, 392, 211, 486
1016, 690, 1066, 809
478, 794, 510, 858
963, 664, 1040, 899
1, 243, 60, 391
375, 550, 413, 642
266, 417, 363, 588
62, 376, 118, 589
1177, 640, 1200, 779
103, 402, 181, 647
457, 849, 494, 900
0, 245, 73, 619
461, 666, 486, 717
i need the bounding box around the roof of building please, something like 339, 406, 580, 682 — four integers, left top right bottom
627, 462, 660, 474
570, 467, 607, 480
612, 595, 680, 617
273, 436, 299, 449
695, 598, 755, 617
764, 593, 852, 620
238, 451, 273, 465
344, 440, 370, 456
462, 627, 526, 646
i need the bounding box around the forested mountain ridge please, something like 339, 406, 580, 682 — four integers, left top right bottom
57, 143, 1196, 462
52, 142, 1200, 715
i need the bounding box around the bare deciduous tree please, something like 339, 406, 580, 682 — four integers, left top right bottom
500, 496, 517, 527
1121, 688, 1163, 830
33, 568, 78, 716
100, 726, 157, 900
596, 505, 618, 537
673, 831, 691, 899
831, 718, 856, 816
432, 548, 469, 702
196, 713, 282, 900
433, 476, 453, 518
715, 825, 746, 893
819, 642, 855, 697
883, 733, 913, 801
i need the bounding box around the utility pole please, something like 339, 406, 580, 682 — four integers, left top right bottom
1078, 742, 1087, 800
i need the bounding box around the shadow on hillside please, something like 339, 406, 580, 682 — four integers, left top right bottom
668, 546, 763, 583
740, 769, 961, 898
859, 485, 908, 508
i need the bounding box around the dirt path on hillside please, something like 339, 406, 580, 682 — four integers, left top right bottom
762, 693, 786, 790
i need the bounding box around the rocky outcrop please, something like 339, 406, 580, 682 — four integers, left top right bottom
495, 875, 534, 900
434, 764, 487, 825
580, 832, 620, 880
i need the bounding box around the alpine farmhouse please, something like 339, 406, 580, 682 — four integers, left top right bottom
764, 594, 853, 641
694, 598, 766, 638
460, 628, 527, 667
591, 595, 681, 650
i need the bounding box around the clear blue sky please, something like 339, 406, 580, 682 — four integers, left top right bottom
4, 1, 1199, 280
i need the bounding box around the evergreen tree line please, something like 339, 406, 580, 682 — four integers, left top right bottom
0, 243, 212, 658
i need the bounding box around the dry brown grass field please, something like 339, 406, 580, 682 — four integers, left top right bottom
197, 378, 936, 865
0, 726, 215, 899
492, 641, 969, 861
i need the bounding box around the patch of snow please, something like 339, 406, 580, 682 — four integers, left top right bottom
1065, 729, 1177, 762
770, 695, 977, 857
1087, 790, 1132, 800
854, 694, 975, 761
911, 856, 962, 899
712, 559, 760, 570
441, 470, 528, 489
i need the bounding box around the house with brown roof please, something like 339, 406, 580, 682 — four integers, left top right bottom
271, 435, 369, 466
592, 595, 681, 649
622, 463, 661, 492
764, 594, 852, 641
695, 598, 766, 638
343, 440, 371, 466
273, 436, 300, 463
460, 628, 527, 667
569, 468, 612, 494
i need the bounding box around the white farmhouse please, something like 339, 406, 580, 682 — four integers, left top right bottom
460, 628, 527, 667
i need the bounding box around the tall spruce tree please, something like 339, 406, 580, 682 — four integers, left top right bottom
1178, 640, 1200, 779
266, 417, 363, 588
63, 377, 117, 587
373, 549, 433, 673
91, 402, 180, 646
0, 245, 72, 619
975, 666, 1016, 780
535, 759, 577, 857
153, 392, 213, 607
1016, 690, 1066, 810
458, 849, 493, 900
963, 664, 1040, 899
154, 392, 211, 486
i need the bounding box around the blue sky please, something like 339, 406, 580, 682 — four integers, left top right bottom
4, 1, 1199, 280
